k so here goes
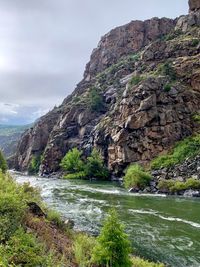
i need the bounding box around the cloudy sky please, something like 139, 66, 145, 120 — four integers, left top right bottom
0, 0, 188, 125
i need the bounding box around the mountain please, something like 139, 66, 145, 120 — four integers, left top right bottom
0, 124, 31, 157
13, 1, 200, 177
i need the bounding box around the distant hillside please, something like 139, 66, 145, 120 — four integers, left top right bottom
0, 124, 31, 157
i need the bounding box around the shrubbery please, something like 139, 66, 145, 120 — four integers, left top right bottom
73, 233, 97, 267
129, 75, 143, 87
0, 172, 63, 266
92, 209, 132, 267
60, 148, 84, 173
158, 178, 200, 193
28, 155, 42, 174
124, 164, 152, 189
61, 148, 109, 180
131, 257, 165, 267
151, 134, 200, 169
88, 87, 104, 112
0, 150, 7, 173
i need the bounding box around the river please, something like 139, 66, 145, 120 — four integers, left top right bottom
13, 172, 200, 267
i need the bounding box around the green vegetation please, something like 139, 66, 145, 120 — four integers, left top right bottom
193, 113, 200, 123
47, 209, 65, 229
84, 148, 109, 179
0, 171, 64, 266
151, 134, 200, 169
191, 38, 199, 47
0, 150, 8, 173
28, 154, 42, 174
129, 75, 143, 88
92, 209, 132, 267
60, 148, 84, 173
61, 148, 109, 180
163, 83, 172, 92
158, 178, 200, 193
88, 87, 104, 112
124, 164, 152, 189
160, 62, 176, 81
73, 233, 97, 267
132, 257, 165, 267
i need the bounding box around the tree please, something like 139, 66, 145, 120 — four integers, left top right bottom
88, 87, 104, 112
60, 148, 84, 173
85, 148, 108, 179
92, 209, 132, 267
0, 150, 7, 173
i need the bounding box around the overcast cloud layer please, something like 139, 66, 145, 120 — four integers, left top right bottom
0, 0, 188, 125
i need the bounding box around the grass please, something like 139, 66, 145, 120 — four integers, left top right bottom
158, 178, 200, 193
128, 75, 144, 88
132, 257, 165, 267
124, 164, 152, 189
151, 134, 200, 169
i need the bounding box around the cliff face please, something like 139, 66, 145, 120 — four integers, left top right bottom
14, 8, 200, 176
189, 0, 200, 11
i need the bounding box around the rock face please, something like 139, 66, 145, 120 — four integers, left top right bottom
84, 18, 175, 81
189, 0, 200, 12
13, 7, 200, 177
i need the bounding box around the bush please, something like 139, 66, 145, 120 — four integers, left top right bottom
47, 210, 65, 229
28, 155, 41, 174
129, 75, 143, 87
60, 148, 84, 173
73, 233, 96, 267
123, 164, 152, 189
151, 134, 200, 169
191, 39, 199, 47
163, 83, 171, 92
0, 150, 7, 173
88, 87, 104, 112
84, 148, 109, 179
161, 62, 176, 81
132, 257, 165, 267
0, 228, 54, 267
92, 209, 132, 267
64, 171, 86, 179
158, 178, 200, 193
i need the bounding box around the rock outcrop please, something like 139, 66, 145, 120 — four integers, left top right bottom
13, 4, 200, 177
189, 0, 200, 12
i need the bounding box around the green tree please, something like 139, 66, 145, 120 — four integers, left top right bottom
28, 155, 41, 174
88, 87, 104, 112
60, 148, 84, 173
85, 148, 108, 179
124, 164, 152, 189
0, 150, 7, 173
92, 209, 132, 267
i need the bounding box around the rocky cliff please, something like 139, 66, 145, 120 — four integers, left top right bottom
13, 6, 200, 176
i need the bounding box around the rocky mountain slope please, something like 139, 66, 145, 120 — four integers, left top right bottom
0, 124, 31, 157
13, 1, 200, 177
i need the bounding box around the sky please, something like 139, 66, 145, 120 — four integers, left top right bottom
0, 0, 188, 125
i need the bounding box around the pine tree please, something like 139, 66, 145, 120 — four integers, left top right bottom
92, 209, 132, 267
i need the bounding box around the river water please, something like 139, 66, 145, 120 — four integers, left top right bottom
14, 172, 200, 267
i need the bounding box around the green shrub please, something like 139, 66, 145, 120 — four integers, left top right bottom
163, 83, 171, 92
132, 257, 165, 267
0, 228, 55, 267
84, 148, 109, 179
193, 113, 200, 123
129, 75, 143, 87
92, 209, 132, 267
0, 150, 7, 173
88, 87, 104, 112
151, 134, 200, 169
123, 164, 152, 189
28, 155, 41, 174
60, 148, 84, 173
158, 178, 200, 193
73, 233, 96, 267
191, 39, 199, 47
47, 210, 65, 229
64, 171, 86, 179
160, 62, 176, 81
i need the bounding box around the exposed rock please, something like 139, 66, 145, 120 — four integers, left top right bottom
189, 0, 200, 12
13, 4, 200, 178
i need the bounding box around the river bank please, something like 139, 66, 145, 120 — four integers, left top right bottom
13, 172, 200, 267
